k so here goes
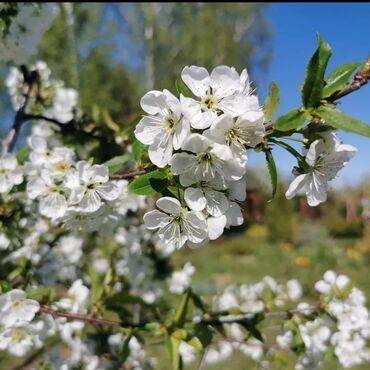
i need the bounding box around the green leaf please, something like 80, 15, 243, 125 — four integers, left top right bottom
302, 34, 332, 108
187, 336, 203, 352
265, 149, 277, 201
118, 335, 131, 363
88, 263, 104, 306
0, 280, 11, 293
174, 288, 192, 327
194, 324, 213, 347
263, 81, 280, 122
316, 106, 370, 137
128, 170, 168, 195
26, 287, 55, 303
176, 79, 192, 98
16, 145, 30, 163
323, 62, 362, 98
274, 109, 306, 131
104, 154, 132, 175
103, 110, 120, 132
132, 140, 147, 162
167, 334, 182, 370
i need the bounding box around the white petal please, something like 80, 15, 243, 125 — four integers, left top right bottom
181, 66, 209, 97
144, 210, 171, 229
226, 202, 243, 227
285, 174, 309, 200
170, 153, 195, 175
148, 134, 173, 168
184, 188, 206, 211
182, 133, 212, 154
2, 153, 18, 170
305, 139, 321, 167
306, 172, 327, 206
211, 144, 233, 161
209, 114, 234, 143
184, 211, 208, 243
205, 190, 229, 216
96, 182, 120, 201
140, 90, 167, 115
210, 66, 240, 97
134, 116, 164, 145
207, 215, 227, 240
78, 191, 102, 213
173, 119, 190, 150
27, 178, 47, 199
156, 197, 182, 215
40, 193, 67, 218
90, 164, 109, 183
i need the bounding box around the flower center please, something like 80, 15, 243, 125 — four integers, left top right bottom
52, 161, 69, 173
11, 328, 27, 343
0, 167, 5, 175
48, 185, 60, 194
87, 182, 96, 190
201, 94, 217, 111
164, 114, 177, 131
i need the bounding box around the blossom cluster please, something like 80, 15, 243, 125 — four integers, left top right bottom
6, 61, 78, 122
0, 3, 57, 64
137, 66, 264, 249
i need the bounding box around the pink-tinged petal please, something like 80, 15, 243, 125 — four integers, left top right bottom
181, 66, 210, 97
285, 174, 309, 200
184, 188, 206, 211
134, 116, 164, 145
207, 215, 227, 240
156, 197, 182, 215
144, 210, 171, 229
140, 90, 167, 115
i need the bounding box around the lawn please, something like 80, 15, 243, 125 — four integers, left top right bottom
149, 222, 370, 370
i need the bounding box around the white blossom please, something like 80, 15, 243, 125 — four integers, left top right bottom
144, 197, 208, 248
286, 133, 357, 206
0, 153, 23, 193
135, 90, 190, 167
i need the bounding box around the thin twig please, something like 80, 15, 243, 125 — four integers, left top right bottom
110, 169, 148, 179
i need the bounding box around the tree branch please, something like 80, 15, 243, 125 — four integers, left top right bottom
110, 168, 148, 179
39, 303, 322, 330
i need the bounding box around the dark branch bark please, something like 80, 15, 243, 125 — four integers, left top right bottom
110, 168, 148, 179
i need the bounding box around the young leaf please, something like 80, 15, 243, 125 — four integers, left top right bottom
263, 81, 280, 122
274, 109, 306, 131
118, 335, 131, 363
174, 288, 192, 327
167, 334, 182, 370
132, 140, 147, 162
16, 145, 30, 163
316, 106, 370, 137
128, 170, 168, 195
301, 34, 332, 108
175, 79, 192, 98
104, 154, 132, 175
323, 62, 362, 98
265, 149, 277, 201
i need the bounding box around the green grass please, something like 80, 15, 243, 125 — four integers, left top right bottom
151, 224, 370, 370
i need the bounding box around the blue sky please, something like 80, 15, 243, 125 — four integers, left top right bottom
253, 3, 370, 187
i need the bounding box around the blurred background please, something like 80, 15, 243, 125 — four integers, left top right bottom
1, 4, 370, 367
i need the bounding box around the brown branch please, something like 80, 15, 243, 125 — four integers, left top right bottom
328, 70, 370, 102
39, 303, 322, 331
110, 168, 148, 179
